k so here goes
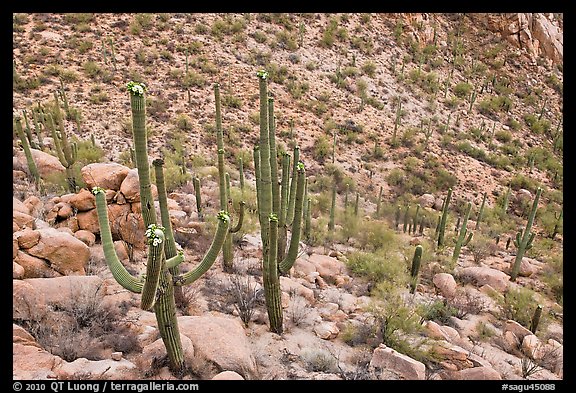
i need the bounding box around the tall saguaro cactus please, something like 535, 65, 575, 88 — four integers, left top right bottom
475, 192, 487, 230
15, 115, 42, 193
451, 201, 473, 268
50, 91, 78, 192
214, 83, 244, 272
437, 188, 453, 247
510, 187, 542, 281
410, 245, 423, 294
92, 82, 230, 376
255, 70, 306, 334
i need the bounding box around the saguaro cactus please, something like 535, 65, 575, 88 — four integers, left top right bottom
328, 185, 336, 231
409, 245, 423, 294
510, 187, 542, 281
15, 115, 42, 192
451, 201, 473, 267
475, 192, 487, 230
254, 71, 306, 334
551, 209, 562, 240
193, 176, 203, 221
529, 304, 543, 334
93, 82, 230, 376
437, 188, 453, 247
50, 91, 78, 192
214, 83, 244, 272
502, 185, 511, 213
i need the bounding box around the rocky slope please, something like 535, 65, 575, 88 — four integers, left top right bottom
13, 13, 563, 381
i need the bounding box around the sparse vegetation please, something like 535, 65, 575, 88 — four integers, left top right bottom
12, 12, 563, 382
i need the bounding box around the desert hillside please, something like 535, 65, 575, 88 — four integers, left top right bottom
13, 13, 563, 381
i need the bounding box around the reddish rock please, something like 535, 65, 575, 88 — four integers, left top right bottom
68, 188, 96, 211
370, 344, 426, 380
81, 162, 130, 191
25, 228, 89, 275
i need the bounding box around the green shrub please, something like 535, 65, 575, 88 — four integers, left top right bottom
499, 287, 538, 329
453, 82, 473, 98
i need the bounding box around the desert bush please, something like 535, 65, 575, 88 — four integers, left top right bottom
301, 348, 338, 373
453, 82, 473, 98
229, 274, 262, 327
499, 287, 538, 328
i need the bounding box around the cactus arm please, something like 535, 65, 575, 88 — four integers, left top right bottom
413, 204, 420, 234
153, 158, 185, 304
279, 163, 306, 273
278, 152, 291, 260
166, 253, 185, 269
254, 145, 262, 217
175, 212, 230, 285
222, 173, 235, 272
230, 201, 245, 233
476, 192, 487, 230
328, 184, 336, 231
193, 176, 203, 220
32, 110, 44, 150
47, 113, 66, 164
437, 188, 453, 247
451, 201, 472, 267
286, 146, 300, 225
22, 109, 38, 149
264, 214, 283, 334
376, 186, 383, 215
463, 231, 473, 246
510, 187, 542, 281
92, 188, 143, 293
15, 116, 41, 185
268, 98, 280, 217
409, 245, 423, 294
403, 205, 410, 233
529, 305, 543, 334
304, 197, 311, 241
238, 157, 245, 195
257, 71, 272, 244
140, 227, 165, 311
214, 83, 227, 211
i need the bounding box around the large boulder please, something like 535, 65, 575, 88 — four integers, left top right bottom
419, 193, 436, 208
370, 344, 426, 380
119, 168, 158, 203
211, 371, 245, 380
13, 211, 35, 231
24, 276, 106, 309
81, 163, 130, 191
503, 320, 533, 342
307, 254, 347, 283
25, 228, 89, 275
138, 334, 194, 375
178, 315, 257, 379
13, 279, 47, 321
55, 358, 138, 380
14, 251, 61, 279
68, 188, 96, 211
13, 339, 63, 379
13, 197, 30, 215
433, 273, 458, 298
457, 266, 510, 292
456, 366, 502, 380
15, 148, 66, 179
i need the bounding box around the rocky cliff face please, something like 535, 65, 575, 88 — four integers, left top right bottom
469, 13, 563, 65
